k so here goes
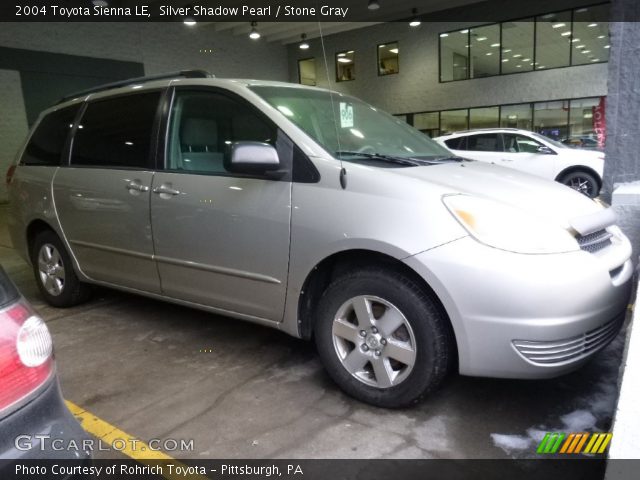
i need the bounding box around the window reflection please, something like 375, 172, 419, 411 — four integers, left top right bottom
440, 109, 468, 135
533, 101, 570, 141
336, 50, 355, 82
440, 29, 469, 81
470, 24, 500, 78
469, 107, 499, 129
572, 5, 610, 65
378, 42, 399, 75
535, 11, 572, 70
500, 104, 533, 130
414, 112, 440, 137
501, 19, 534, 73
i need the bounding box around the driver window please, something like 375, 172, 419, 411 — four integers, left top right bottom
466, 133, 501, 152
167, 90, 276, 174
503, 134, 543, 153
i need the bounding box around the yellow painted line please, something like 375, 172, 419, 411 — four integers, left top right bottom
65, 400, 209, 480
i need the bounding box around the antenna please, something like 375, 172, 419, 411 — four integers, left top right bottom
318, 21, 347, 190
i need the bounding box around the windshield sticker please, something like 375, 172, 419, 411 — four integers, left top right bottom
339, 102, 354, 128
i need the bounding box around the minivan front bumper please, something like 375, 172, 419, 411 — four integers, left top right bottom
403, 235, 633, 379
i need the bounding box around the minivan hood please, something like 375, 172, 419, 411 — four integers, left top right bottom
393, 161, 603, 227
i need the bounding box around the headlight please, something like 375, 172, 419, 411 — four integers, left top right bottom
443, 194, 579, 254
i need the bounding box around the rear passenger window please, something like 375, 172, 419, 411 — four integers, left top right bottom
466, 133, 502, 152
71, 92, 161, 168
167, 90, 276, 174
22, 104, 80, 166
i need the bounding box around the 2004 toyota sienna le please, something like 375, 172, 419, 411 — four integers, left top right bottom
7, 71, 633, 408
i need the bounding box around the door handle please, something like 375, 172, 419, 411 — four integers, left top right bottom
153, 185, 181, 196
125, 181, 150, 192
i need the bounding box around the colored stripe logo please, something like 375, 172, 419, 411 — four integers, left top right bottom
537, 432, 612, 454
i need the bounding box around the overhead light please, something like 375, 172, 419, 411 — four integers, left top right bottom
491, 43, 500, 47
183, 18, 196, 26
516, 65, 522, 68
588, 23, 598, 27
552, 23, 566, 29
538, 65, 546, 69
502, 49, 512, 53
337, 58, 352, 63
389, 48, 398, 54
591, 58, 600, 62
249, 22, 260, 40
476, 36, 487, 41
522, 58, 531, 61
604, 45, 610, 49
582, 50, 591, 54
598, 35, 606, 39
572, 38, 580, 42
460, 29, 469, 34
486, 52, 493, 56
368, 0, 380, 10
299, 33, 309, 50
440, 33, 449, 38
561, 31, 572, 36
513, 54, 522, 58
409, 8, 421, 27
338, 52, 346, 57
502, 59, 509, 62
576, 45, 585, 49
379, 44, 385, 48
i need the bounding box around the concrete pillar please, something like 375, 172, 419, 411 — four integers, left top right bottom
603, 0, 640, 256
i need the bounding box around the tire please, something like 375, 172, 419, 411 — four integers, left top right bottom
31, 230, 91, 307
560, 171, 600, 198
314, 267, 453, 408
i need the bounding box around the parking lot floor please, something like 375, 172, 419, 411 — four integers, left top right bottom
0, 204, 632, 460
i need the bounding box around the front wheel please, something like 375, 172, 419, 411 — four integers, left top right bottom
314, 267, 454, 408
560, 171, 600, 198
31, 230, 91, 307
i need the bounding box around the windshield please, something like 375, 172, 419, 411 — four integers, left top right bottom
532, 132, 567, 149
250, 86, 452, 161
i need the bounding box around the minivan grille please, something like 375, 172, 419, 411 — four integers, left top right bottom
576, 229, 613, 253
512, 317, 623, 366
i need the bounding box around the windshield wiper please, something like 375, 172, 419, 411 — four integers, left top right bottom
335, 151, 421, 166
415, 155, 466, 163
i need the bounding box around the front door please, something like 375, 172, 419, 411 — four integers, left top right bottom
150, 89, 292, 321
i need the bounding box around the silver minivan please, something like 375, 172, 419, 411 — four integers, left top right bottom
7, 71, 633, 407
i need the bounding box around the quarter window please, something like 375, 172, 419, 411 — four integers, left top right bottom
22, 104, 80, 166
71, 92, 161, 168
166, 90, 276, 175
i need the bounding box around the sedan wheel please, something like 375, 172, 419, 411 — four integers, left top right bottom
37, 243, 66, 296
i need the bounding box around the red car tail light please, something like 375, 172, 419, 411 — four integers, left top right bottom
0, 299, 54, 413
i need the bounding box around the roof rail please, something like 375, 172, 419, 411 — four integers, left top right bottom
57, 70, 213, 104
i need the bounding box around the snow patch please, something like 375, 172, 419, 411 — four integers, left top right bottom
490, 434, 532, 454
561, 410, 597, 431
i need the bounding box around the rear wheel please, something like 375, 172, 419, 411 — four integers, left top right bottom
31, 230, 91, 307
560, 171, 599, 198
314, 267, 453, 408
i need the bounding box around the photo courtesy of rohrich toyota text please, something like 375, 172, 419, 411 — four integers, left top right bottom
0, 0, 639, 479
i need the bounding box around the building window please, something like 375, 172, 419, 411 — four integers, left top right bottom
470, 24, 500, 78
533, 100, 570, 141
572, 5, 610, 65
501, 19, 534, 73
440, 109, 469, 135
500, 103, 533, 129
438, 3, 610, 82
378, 42, 399, 75
298, 58, 317, 86
414, 112, 440, 137
469, 106, 500, 129
336, 50, 355, 82
440, 29, 469, 82
535, 10, 572, 70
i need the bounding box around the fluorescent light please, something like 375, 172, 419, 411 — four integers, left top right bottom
604, 45, 610, 49
491, 43, 500, 47
538, 65, 546, 69
389, 48, 398, 54
440, 33, 449, 38
299, 42, 309, 50
513, 54, 522, 58
277, 106, 294, 117
368, 0, 380, 10
337, 58, 352, 63
379, 44, 385, 48
572, 38, 580, 42
249, 22, 260, 39
598, 35, 606, 39
582, 50, 591, 54
522, 58, 531, 61
460, 29, 469, 34
502, 59, 509, 62
591, 58, 600, 62
477, 36, 487, 41
552, 23, 566, 28
576, 45, 585, 49
409, 20, 421, 27
338, 53, 346, 57
502, 49, 512, 53
485, 52, 492, 56
347, 50, 354, 54
184, 19, 196, 26
561, 31, 572, 36
588, 23, 598, 27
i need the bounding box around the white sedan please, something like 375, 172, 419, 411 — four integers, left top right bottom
435, 128, 605, 198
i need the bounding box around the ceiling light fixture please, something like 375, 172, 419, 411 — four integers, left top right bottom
460, 29, 469, 34
588, 23, 598, 27
299, 33, 309, 50
604, 45, 610, 49
389, 48, 399, 54
368, 0, 380, 10
476, 36, 487, 41
249, 22, 260, 40
439, 33, 449, 38
491, 43, 500, 47
552, 23, 566, 29
561, 31, 572, 36
409, 8, 421, 27
337, 58, 352, 63
184, 18, 196, 26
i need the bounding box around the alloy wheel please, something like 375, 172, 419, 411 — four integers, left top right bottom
37, 243, 66, 296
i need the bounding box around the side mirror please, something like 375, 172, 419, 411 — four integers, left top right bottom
537, 145, 555, 155
225, 141, 280, 174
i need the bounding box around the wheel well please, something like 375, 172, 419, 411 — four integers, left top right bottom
555, 166, 602, 190
297, 250, 456, 355
26, 220, 56, 258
